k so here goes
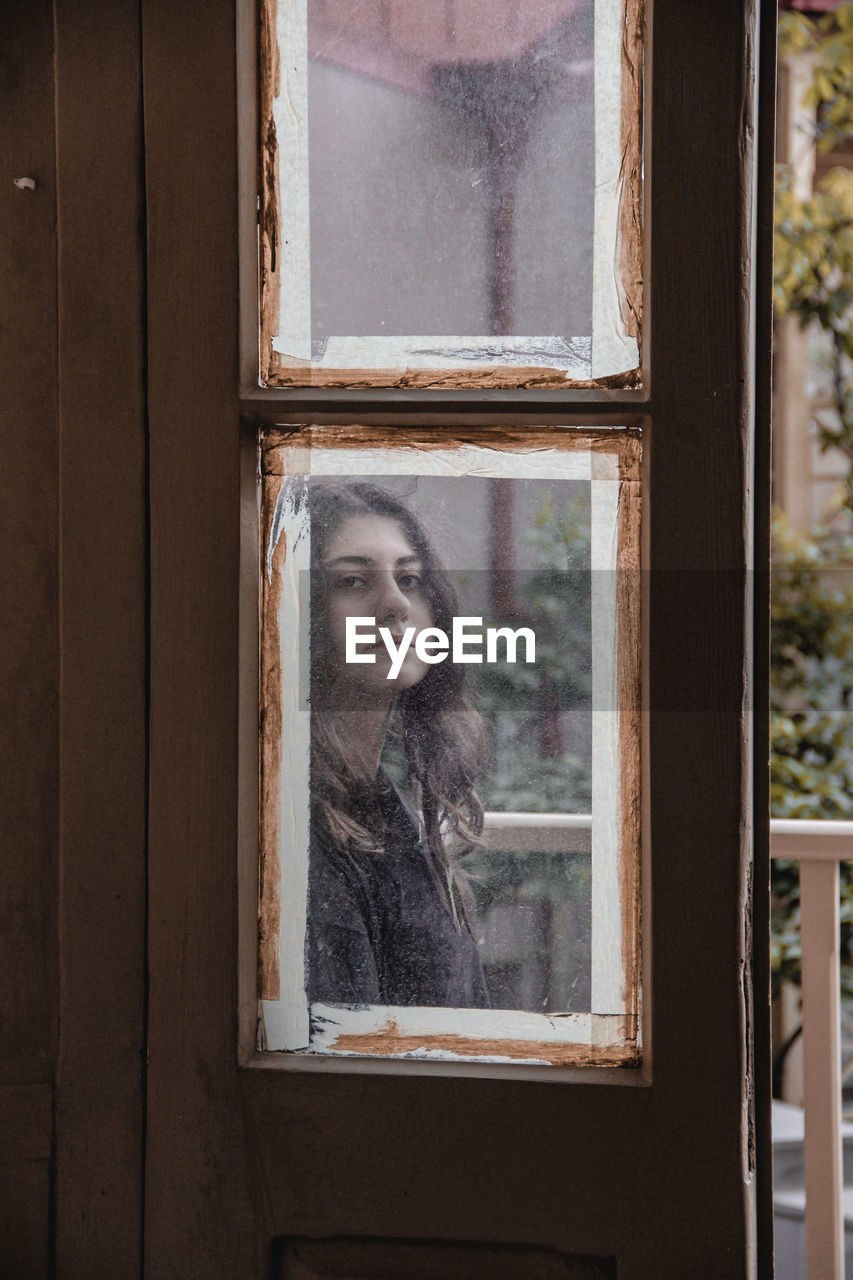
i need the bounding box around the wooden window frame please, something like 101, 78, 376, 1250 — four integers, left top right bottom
256, 0, 642, 388
255, 426, 642, 1067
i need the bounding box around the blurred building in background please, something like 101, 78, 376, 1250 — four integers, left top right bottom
775, 0, 853, 530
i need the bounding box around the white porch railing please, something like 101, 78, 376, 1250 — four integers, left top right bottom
772, 818, 849, 1280
482, 811, 851, 1280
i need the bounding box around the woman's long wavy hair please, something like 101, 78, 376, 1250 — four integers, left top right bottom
309, 481, 487, 928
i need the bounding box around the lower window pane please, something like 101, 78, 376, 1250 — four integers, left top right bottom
257, 426, 641, 1065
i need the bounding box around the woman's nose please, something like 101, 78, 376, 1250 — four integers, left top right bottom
375, 572, 409, 622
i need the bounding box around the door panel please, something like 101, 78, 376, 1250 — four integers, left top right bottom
141, 1, 774, 1277
275, 1237, 615, 1279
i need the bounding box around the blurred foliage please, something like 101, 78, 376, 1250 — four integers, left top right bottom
476, 492, 592, 813
463, 492, 594, 1014
772, 7, 853, 997
775, 166, 853, 505
776, 6, 853, 506
779, 3, 853, 149
770, 516, 853, 994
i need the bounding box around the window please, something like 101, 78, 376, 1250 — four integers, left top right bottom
259, 0, 642, 386
258, 426, 641, 1064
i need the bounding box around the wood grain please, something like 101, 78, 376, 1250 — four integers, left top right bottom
142, 0, 264, 1273
617, 476, 642, 1030
259, 0, 281, 385
619, 0, 644, 341
0, 6, 58, 1275
259, 474, 285, 1001
52, 2, 148, 1272
325, 1030, 638, 1068
0, 0, 59, 1096
266, 358, 641, 391
279, 1235, 615, 1279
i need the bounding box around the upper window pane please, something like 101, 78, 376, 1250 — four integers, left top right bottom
260, 0, 642, 387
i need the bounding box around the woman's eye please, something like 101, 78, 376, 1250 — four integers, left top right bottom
334, 575, 367, 590
398, 573, 424, 591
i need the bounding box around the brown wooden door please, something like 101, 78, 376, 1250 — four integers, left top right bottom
3, 0, 774, 1276
142, 0, 775, 1276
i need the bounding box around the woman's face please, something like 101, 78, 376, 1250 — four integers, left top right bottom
320, 513, 435, 702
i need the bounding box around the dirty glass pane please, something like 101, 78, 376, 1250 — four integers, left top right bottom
260, 0, 641, 387
258, 429, 641, 1065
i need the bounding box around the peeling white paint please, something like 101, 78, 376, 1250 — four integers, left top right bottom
269, 475, 311, 1049
274, 441, 595, 482
591, 478, 624, 1015
273, 0, 311, 361
307, 1003, 633, 1060
592, 0, 640, 378
272, 334, 593, 379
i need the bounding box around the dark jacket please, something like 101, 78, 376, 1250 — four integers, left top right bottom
307, 774, 489, 1008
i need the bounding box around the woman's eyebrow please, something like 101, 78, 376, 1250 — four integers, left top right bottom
323, 554, 422, 568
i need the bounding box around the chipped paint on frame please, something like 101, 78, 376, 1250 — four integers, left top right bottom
261, 425, 642, 479
618, 0, 644, 343
264, 361, 641, 391
258, 472, 285, 1000
617, 475, 642, 1031
259, 0, 282, 384
306, 1008, 640, 1067
260, 474, 312, 1046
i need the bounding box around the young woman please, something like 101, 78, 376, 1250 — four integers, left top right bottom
307, 480, 490, 1008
